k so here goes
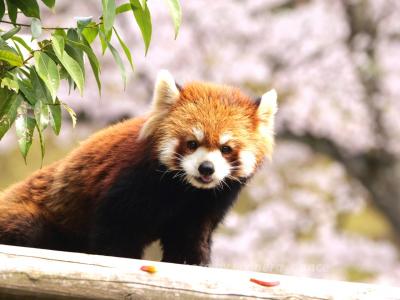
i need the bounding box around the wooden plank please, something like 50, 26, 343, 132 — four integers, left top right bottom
0, 244, 399, 300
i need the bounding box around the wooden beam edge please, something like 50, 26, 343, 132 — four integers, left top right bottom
0, 245, 399, 300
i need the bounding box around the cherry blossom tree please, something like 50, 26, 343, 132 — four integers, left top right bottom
1, 0, 400, 284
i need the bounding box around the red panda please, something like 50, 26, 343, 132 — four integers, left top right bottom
0, 70, 277, 265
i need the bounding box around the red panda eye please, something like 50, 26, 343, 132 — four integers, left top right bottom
221, 145, 232, 154
187, 140, 198, 150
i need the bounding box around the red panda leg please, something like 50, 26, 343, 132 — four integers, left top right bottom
161, 222, 212, 266
0, 209, 48, 247
89, 225, 145, 259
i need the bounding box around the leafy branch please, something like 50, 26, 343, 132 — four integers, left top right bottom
0, 19, 79, 30
0, 0, 182, 162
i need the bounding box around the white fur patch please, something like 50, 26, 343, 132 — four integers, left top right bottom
181, 147, 231, 189
257, 89, 277, 140
259, 89, 278, 117
154, 70, 180, 107
219, 132, 232, 145
239, 150, 257, 177
159, 138, 179, 167
192, 127, 204, 142
258, 124, 273, 138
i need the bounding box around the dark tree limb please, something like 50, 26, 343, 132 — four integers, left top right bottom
274, 1, 400, 236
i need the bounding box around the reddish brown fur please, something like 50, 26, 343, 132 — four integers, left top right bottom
0, 117, 148, 242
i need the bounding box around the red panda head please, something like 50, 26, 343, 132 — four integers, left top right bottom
139, 70, 278, 189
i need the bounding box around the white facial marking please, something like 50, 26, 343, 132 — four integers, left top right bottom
159, 138, 179, 167
219, 132, 232, 145
239, 150, 257, 177
192, 127, 204, 142
181, 147, 231, 189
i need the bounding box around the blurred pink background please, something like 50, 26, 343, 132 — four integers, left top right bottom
1, 0, 400, 285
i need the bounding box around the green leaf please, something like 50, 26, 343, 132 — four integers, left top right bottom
34, 99, 49, 131
1, 26, 21, 40
17, 77, 36, 105
58, 65, 69, 80
108, 43, 126, 87
0, 91, 20, 140
15, 113, 36, 162
130, 0, 152, 54
67, 38, 101, 94
1, 77, 19, 92
81, 25, 98, 44
67, 29, 82, 51
61, 101, 76, 128
36, 119, 45, 164
30, 67, 50, 104
76, 16, 92, 32
53, 28, 67, 38
164, 0, 182, 39
0, 87, 10, 116
5, 0, 17, 23
99, 30, 126, 87
66, 75, 74, 94
99, 30, 107, 54
116, 3, 132, 15
34, 97, 52, 162
41, 47, 58, 64
0, 85, 14, 116
11, 39, 23, 59
66, 29, 85, 79
41, 0, 55, 9
113, 27, 134, 71
99, 23, 112, 54
18, 67, 30, 77
12, 0, 40, 19
53, 43, 85, 95
138, 0, 146, 10
51, 34, 65, 58
11, 36, 33, 52
0, 49, 23, 66
49, 98, 61, 135
34, 52, 60, 101
102, 0, 116, 34
31, 18, 42, 39
0, 0, 5, 21
66, 28, 77, 41
53, 34, 85, 95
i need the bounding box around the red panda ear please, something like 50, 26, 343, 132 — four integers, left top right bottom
139, 70, 181, 140
256, 89, 278, 141
152, 70, 180, 109
257, 89, 278, 121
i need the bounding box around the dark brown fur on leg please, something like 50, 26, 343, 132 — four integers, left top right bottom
161, 217, 214, 266
0, 207, 46, 247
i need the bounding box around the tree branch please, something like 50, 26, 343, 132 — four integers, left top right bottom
0, 20, 101, 31
343, 1, 390, 152
0, 20, 71, 30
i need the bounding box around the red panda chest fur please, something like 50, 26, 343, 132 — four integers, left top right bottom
0, 70, 277, 266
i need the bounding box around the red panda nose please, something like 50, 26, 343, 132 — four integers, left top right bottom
198, 161, 215, 176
